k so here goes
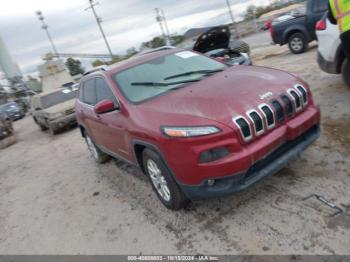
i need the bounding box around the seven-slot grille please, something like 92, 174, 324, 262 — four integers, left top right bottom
280, 95, 293, 117
288, 89, 302, 112
247, 110, 264, 136
295, 85, 308, 105
259, 104, 275, 129
234, 117, 252, 141
271, 100, 284, 123
233, 85, 309, 142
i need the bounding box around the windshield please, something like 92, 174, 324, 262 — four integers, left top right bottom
114, 51, 226, 103
41, 89, 76, 109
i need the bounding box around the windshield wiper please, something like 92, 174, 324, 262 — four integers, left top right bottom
130, 79, 201, 87
163, 69, 224, 80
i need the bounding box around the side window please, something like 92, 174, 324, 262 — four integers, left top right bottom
82, 79, 96, 105
78, 83, 84, 101
95, 78, 118, 105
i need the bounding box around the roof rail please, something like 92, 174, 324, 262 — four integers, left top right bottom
135, 46, 176, 57
83, 65, 110, 76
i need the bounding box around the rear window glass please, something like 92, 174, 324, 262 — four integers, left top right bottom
312, 0, 328, 13
41, 89, 76, 109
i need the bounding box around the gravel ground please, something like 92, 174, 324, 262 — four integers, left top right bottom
0, 34, 349, 255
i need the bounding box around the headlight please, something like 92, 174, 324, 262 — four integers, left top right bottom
50, 112, 63, 120
162, 126, 220, 138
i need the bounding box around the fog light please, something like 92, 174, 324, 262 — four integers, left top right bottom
199, 147, 230, 163
208, 180, 215, 186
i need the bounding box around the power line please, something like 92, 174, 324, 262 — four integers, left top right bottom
35, 11, 58, 56
86, 0, 113, 60
161, 9, 171, 41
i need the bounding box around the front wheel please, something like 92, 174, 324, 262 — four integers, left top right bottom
342, 59, 350, 88
142, 149, 189, 210
288, 32, 308, 54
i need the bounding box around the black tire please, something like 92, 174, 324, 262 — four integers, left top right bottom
341, 59, 350, 88
142, 148, 189, 210
288, 32, 308, 54
84, 133, 110, 164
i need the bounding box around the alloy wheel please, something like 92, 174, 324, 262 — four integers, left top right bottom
147, 159, 171, 202
291, 37, 303, 52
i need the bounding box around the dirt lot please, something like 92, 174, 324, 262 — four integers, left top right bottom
1, 34, 350, 255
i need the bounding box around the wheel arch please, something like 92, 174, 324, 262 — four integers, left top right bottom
132, 140, 177, 180
283, 27, 309, 44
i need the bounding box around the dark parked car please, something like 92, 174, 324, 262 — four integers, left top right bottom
75, 48, 320, 210
0, 102, 25, 121
270, 0, 328, 54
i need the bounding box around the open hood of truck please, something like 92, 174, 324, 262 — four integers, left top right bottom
192, 26, 231, 54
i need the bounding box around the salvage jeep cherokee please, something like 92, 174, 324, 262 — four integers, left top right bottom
75, 48, 320, 210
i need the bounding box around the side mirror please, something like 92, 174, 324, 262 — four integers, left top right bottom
94, 99, 117, 114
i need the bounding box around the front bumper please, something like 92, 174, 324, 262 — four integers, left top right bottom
49, 113, 77, 131
181, 125, 320, 200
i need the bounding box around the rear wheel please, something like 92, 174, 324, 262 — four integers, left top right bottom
142, 148, 189, 210
84, 133, 110, 163
288, 32, 308, 54
342, 59, 350, 88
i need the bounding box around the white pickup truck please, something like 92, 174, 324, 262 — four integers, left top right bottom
316, 13, 350, 87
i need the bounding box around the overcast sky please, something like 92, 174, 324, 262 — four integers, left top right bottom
0, 0, 270, 75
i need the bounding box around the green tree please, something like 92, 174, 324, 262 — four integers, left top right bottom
125, 47, 138, 58
92, 59, 108, 67
141, 36, 166, 49
170, 34, 185, 45
65, 58, 85, 76
245, 5, 257, 21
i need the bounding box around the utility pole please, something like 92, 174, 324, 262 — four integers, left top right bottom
155, 8, 171, 46
225, 0, 241, 39
161, 9, 171, 44
86, 0, 113, 60
35, 11, 58, 56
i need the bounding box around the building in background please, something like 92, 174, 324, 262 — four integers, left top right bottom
38, 59, 75, 92
0, 37, 22, 80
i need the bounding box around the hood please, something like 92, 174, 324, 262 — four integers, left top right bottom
193, 26, 230, 54
45, 99, 75, 115
141, 66, 302, 126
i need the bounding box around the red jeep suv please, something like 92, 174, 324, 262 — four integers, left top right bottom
75, 48, 320, 210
